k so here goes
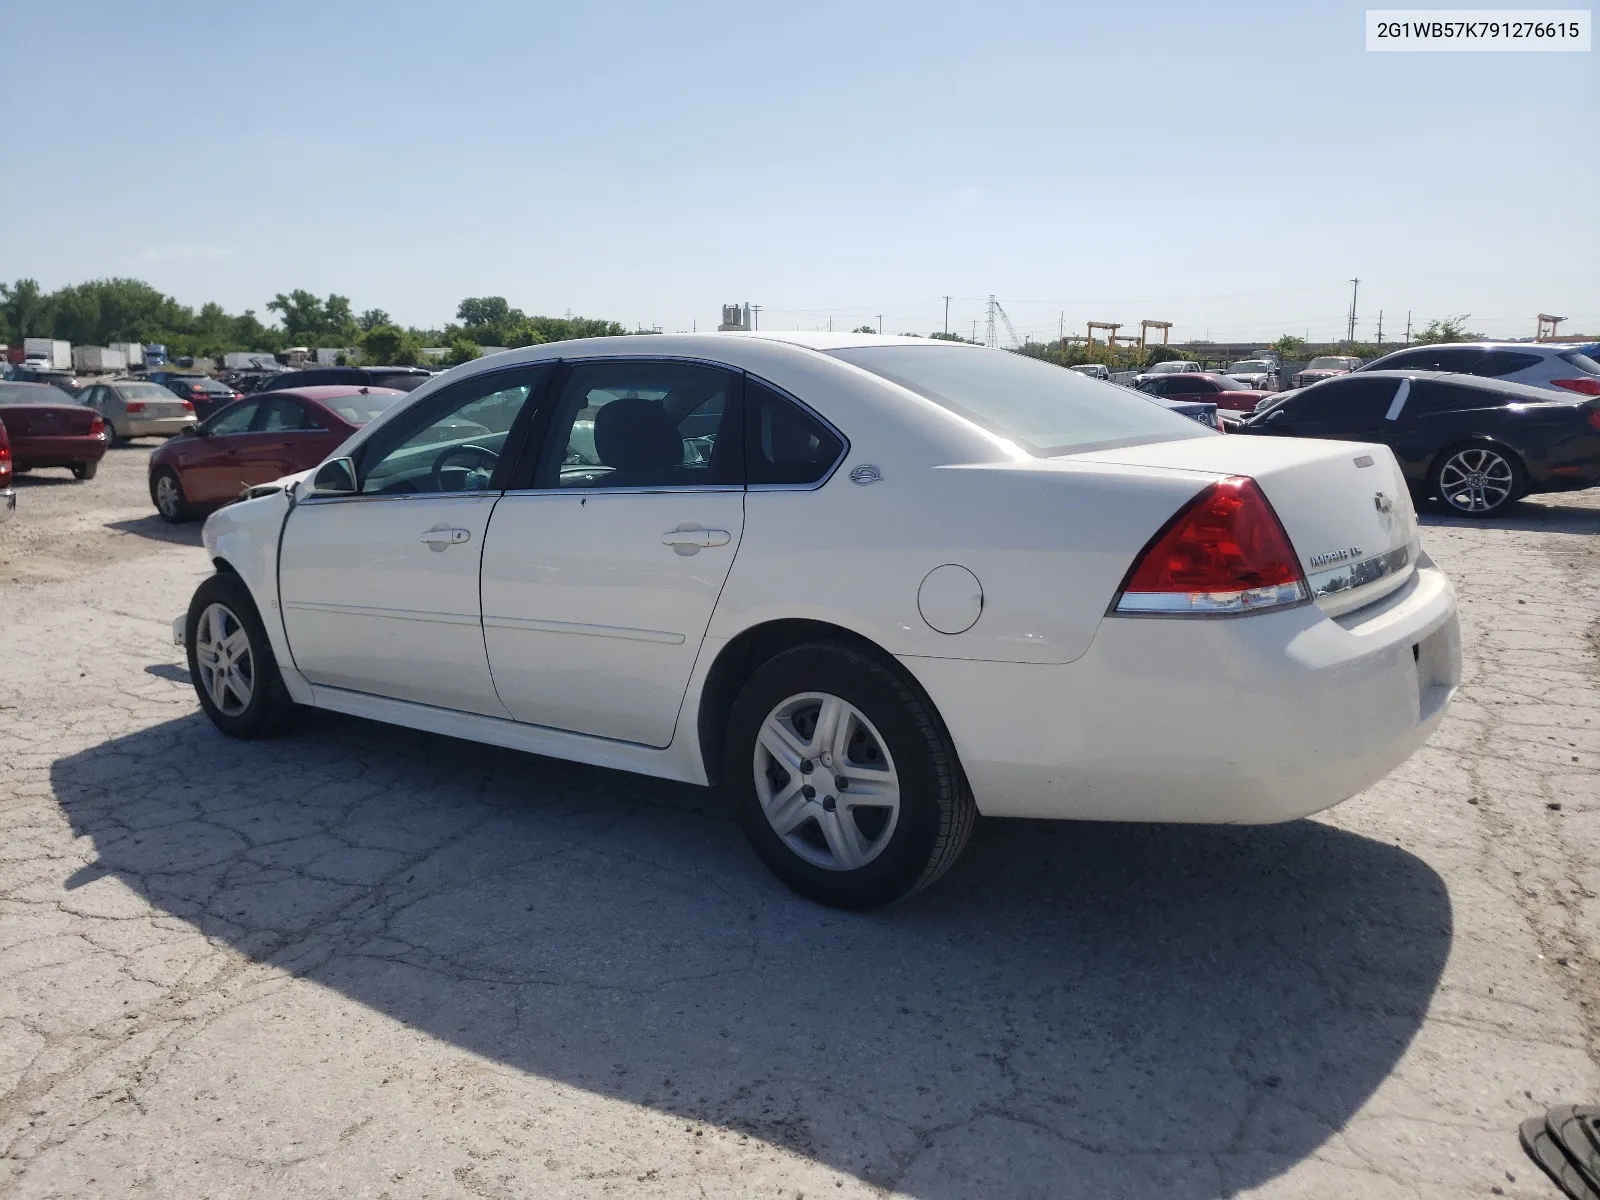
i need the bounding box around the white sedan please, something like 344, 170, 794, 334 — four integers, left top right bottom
179, 333, 1461, 909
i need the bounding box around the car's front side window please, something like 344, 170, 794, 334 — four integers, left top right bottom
358, 368, 545, 496
206, 402, 261, 435
535, 361, 738, 490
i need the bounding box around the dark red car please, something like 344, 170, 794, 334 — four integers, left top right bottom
0, 381, 108, 481
147, 386, 404, 522
1135, 372, 1271, 414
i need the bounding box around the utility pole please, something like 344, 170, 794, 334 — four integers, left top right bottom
751, 305, 761, 332
1059, 311, 1064, 348
1376, 309, 1383, 346
828, 316, 833, 332
1405, 311, 1412, 344
1346, 278, 1360, 343
943, 295, 951, 336
986, 295, 997, 348
971, 319, 978, 343
877, 314, 884, 335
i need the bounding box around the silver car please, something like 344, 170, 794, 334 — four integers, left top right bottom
1223, 358, 1279, 391
81, 379, 198, 445
1358, 342, 1600, 397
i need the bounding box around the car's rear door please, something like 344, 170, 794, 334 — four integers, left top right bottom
479, 359, 745, 747
277, 364, 549, 716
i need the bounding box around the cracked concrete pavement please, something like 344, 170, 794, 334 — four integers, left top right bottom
1, 443, 1597, 1198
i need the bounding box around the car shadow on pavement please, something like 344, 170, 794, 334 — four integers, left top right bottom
11, 472, 86, 488
1418, 496, 1600, 534
105, 514, 204, 546
50, 713, 1452, 1198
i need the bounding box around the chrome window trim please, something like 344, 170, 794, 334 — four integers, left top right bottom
296, 489, 501, 506
500, 484, 745, 498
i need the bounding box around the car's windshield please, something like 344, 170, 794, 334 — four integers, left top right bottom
118, 383, 182, 402
1308, 357, 1350, 369
1228, 361, 1268, 373
320, 390, 404, 426
830, 345, 1210, 456
1147, 360, 1194, 373
369, 371, 431, 392
0, 382, 77, 406
1209, 375, 1250, 390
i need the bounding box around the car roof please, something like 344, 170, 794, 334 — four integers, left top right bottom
264, 385, 406, 402
1326, 369, 1572, 403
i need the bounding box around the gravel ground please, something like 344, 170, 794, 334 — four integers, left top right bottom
2, 442, 1597, 1199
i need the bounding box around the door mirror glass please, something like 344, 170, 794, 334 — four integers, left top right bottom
310, 457, 358, 496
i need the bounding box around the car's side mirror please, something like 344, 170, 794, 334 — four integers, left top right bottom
310, 457, 358, 496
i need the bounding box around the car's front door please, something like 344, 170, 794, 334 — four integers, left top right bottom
255, 395, 345, 479
480, 359, 745, 747
277, 365, 550, 716
183, 400, 263, 502
1262, 376, 1401, 441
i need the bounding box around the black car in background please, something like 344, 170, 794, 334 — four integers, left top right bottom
255, 365, 433, 393
1236, 370, 1600, 516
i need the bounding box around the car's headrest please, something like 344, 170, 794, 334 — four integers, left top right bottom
592, 398, 681, 471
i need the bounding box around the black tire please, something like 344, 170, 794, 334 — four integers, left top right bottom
104, 423, 122, 449
72, 460, 98, 480
151, 467, 193, 523
185, 573, 299, 738
1427, 440, 1525, 517
725, 641, 976, 910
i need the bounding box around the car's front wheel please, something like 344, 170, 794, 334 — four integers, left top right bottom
185, 573, 298, 737
1429, 441, 1523, 517
151, 467, 192, 523
725, 641, 976, 909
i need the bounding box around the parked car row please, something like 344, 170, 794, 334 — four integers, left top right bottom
0, 382, 109, 489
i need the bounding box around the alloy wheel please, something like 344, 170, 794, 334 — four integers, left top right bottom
195, 603, 254, 716
1437, 447, 1514, 514
156, 474, 182, 518
753, 692, 901, 872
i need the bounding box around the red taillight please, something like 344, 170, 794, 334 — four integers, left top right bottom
1114, 476, 1309, 616
179, 400, 194, 412
1551, 377, 1600, 397
126, 402, 146, 414
89, 416, 104, 436
0, 424, 10, 486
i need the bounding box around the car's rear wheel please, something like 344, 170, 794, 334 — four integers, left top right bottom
725, 641, 976, 909
152, 467, 192, 523
1429, 442, 1523, 517
104, 423, 123, 449
72, 461, 97, 480
186, 573, 298, 738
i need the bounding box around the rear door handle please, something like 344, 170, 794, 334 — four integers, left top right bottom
662, 524, 731, 554
421, 526, 472, 550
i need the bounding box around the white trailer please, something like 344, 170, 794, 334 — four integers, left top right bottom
109, 342, 145, 368
223, 351, 280, 370
72, 346, 128, 373
23, 338, 72, 370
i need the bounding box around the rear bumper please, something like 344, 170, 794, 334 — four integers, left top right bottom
900, 557, 1460, 824
124, 416, 197, 437
13, 435, 107, 466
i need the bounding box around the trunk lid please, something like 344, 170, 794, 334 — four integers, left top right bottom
1071, 435, 1419, 616
0, 402, 99, 437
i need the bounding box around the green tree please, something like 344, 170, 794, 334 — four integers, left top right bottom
444, 337, 481, 366
852, 325, 876, 334
1, 279, 51, 339
1271, 334, 1307, 358
359, 323, 423, 366
457, 296, 514, 329
357, 308, 391, 332
1413, 315, 1478, 344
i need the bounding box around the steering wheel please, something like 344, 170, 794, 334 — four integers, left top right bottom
429, 443, 499, 491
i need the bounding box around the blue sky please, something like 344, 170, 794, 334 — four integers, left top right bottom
3, 0, 1595, 342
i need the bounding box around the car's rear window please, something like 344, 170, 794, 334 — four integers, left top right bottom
368, 371, 431, 392
0, 382, 77, 406
1558, 351, 1600, 375
830, 345, 1210, 456
320, 390, 404, 426
118, 383, 182, 401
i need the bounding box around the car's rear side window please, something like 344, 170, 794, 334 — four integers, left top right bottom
1477, 351, 1542, 377
745, 379, 845, 486
831, 345, 1208, 456
1558, 351, 1600, 375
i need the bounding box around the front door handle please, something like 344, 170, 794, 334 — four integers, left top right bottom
421, 526, 472, 551
661, 523, 731, 555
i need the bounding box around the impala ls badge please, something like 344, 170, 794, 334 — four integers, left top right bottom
1374, 491, 1394, 514
850, 464, 883, 486
1308, 546, 1362, 568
